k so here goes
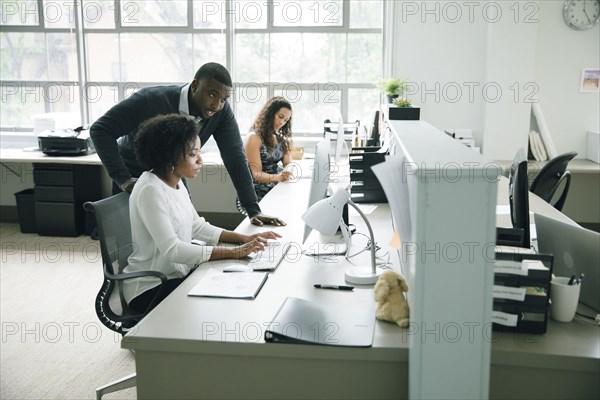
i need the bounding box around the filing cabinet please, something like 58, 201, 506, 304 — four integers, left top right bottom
33, 163, 103, 237
349, 146, 387, 203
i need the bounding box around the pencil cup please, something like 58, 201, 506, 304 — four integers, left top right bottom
550, 277, 581, 322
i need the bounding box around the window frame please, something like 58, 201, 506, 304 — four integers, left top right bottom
1, 0, 386, 137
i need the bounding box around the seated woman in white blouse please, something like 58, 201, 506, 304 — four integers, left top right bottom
124, 114, 280, 315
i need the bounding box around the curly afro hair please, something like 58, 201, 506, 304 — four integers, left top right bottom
250, 96, 293, 152
134, 114, 200, 175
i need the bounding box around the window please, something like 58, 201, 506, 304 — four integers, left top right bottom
1, 0, 384, 136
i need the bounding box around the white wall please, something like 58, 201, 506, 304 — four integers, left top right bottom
392, 1, 600, 160
392, 1, 488, 147
533, 2, 600, 156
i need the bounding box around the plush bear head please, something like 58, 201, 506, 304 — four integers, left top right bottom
374, 270, 410, 327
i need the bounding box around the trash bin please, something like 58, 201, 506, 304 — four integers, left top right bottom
14, 189, 37, 233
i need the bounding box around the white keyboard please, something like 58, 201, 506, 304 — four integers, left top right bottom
248, 241, 292, 271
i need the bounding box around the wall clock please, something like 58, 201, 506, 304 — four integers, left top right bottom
563, 0, 600, 30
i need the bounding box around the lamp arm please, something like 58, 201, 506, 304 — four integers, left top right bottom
347, 200, 376, 274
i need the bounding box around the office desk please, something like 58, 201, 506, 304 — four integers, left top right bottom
0, 147, 103, 165
496, 158, 600, 227
123, 179, 407, 399
123, 178, 599, 400
0, 148, 106, 235
0, 148, 245, 229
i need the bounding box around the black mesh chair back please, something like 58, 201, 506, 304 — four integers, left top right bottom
84, 192, 167, 335
529, 151, 577, 211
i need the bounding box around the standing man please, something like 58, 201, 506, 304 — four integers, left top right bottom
90, 62, 285, 226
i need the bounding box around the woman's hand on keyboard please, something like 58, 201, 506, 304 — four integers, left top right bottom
245, 231, 282, 242
210, 238, 267, 260
233, 239, 267, 259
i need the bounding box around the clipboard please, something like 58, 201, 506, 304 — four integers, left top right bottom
188, 269, 268, 299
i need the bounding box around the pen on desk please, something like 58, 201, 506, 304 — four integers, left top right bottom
314, 284, 354, 291
568, 274, 576, 285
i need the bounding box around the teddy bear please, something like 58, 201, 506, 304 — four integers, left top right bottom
374, 270, 410, 327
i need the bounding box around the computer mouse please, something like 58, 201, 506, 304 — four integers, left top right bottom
223, 265, 253, 273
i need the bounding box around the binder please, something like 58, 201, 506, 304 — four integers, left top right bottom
264, 297, 375, 347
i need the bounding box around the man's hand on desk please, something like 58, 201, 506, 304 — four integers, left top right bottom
250, 213, 287, 227
119, 177, 138, 193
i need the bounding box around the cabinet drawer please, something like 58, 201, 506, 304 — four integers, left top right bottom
350, 178, 384, 190
35, 186, 75, 202
350, 189, 387, 203
34, 166, 74, 186
34, 201, 82, 237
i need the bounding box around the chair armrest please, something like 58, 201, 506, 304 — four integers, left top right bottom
106, 269, 169, 285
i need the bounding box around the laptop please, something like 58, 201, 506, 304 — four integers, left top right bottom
535, 213, 600, 312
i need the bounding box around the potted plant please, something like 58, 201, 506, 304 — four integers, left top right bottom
389, 96, 420, 120
393, 97, 412, 108
378, 78, 406, 103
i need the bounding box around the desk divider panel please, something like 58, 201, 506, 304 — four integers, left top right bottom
386, 120, 501, 400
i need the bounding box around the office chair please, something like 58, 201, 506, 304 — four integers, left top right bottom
84, 192, 169, 400
529, 151, 577, 212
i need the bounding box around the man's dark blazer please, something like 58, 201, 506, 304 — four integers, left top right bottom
90, 84, 260, 217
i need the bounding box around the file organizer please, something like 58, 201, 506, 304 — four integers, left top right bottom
349, 147, 387, 203
493, 252, 554, 334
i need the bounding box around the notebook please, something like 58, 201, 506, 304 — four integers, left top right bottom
188, 269, 268, 299
535, 213, 600, 312
264, 297, 375, 347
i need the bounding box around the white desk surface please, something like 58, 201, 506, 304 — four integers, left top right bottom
0, 147, 228, 166
124, 179, 402, 351
122, 175, 599, 399
0, 147, 103, 165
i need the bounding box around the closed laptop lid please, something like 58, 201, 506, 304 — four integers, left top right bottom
265, 297, 375, 347
535, 213, 600, 312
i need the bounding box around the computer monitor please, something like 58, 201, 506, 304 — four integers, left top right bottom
370, 109, 380, 145
303, 137, 331, 244
334, 113, 345, 163
508, 148, 530, 248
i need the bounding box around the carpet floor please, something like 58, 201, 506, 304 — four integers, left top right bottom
1, 223, 136, 400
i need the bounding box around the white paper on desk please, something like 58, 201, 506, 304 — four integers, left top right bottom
371, 155, 411, 243
530, 224, 537, 241
378, 138, 390, 154
496, 206, 535, 219
496, 205, 510, 215
188, 269, 268, 299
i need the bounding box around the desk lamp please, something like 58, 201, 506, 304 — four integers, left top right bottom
302, 188, 384, 285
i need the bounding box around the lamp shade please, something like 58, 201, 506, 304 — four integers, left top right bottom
302, 189, 350, 236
